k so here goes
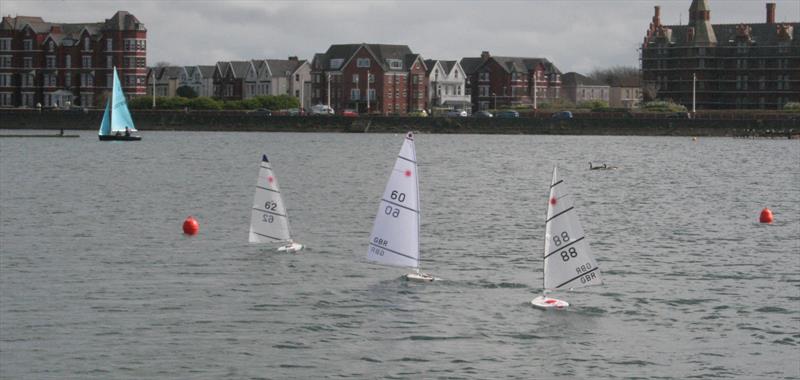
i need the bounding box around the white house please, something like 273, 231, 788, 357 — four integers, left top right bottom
424, 59, 470, 112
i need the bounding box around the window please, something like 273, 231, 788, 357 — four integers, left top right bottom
84, 37, 91, 51
295, 74, 300, 82
106, 56, 113, 68
0, 74, 10, 87
368, 74, 374, 83
82, 55, 91, 68
22, 93, 34, 107
0, 92, 12, 106
479, 85, 489, 97
759, 76, 766, 90
352, 74, 359, 84
124, 39, 132, 51
778, 42, 789, 54
0, 39, 10, 51
23, 57, 32, 68
387, 59, 402, 70
329, 58, 343, 69
23, 39, 32, 51
0, 56, 10, 68
48, 41, 54, 52
454, 71, 459, 79
479, 72, 490, 81
106, 38, 113, 51
412, 75, 418, 84
107, 74, 113, 88
736, 42, 747, 54
350, 88, 360, 100
80, 94, 93, 107
44, 74, 56, 87
368, 89, 376, 101
22, 74, 34, 87
357, 58, 370, 68
81, 73, 94, 87
65, 56, 72, 68
65, 74, 71, 87
46, 55, 56, 68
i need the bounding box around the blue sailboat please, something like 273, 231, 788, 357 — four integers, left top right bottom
98, 66, 141, 141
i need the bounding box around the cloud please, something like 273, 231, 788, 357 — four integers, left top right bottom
1, 0, 797, 74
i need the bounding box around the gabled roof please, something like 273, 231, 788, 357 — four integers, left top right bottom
459, 57, 486, 74
266, 59, 304, 77
156, 66, 186, 83
489, 56, 562, 75
228, 61, 253, 78
198, 65, 216, 78
655, 22, 799, 46
561, 72, 606, 87
440, 60, 457, 74
104, 11, 146, 31
315, 43, 418, 72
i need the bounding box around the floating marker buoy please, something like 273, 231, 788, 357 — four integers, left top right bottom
759, 208, 773, 224
183, 216, 199, 235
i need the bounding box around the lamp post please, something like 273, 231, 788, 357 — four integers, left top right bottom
692, 72, 696, 114
326, 72, 331, 108
151, 69, 156, 109
492, 92, 496, 111
533, 71, 538, 110
366, 70, 370, 114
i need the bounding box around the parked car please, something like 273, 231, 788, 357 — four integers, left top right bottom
249, 108, 272, 116
309, 104, 335, 115
474, 110, 493, 118
341, 109, 358, 117
408, 110, 428, 117
495, 110, 520, 118
551, 111, 573, 119
445, 109, 468, 117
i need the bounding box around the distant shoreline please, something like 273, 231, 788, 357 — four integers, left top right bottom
1, 109, 797, 137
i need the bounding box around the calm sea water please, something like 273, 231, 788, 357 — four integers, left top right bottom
1, 131, 798, 379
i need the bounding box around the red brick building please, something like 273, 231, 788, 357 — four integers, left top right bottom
461, 51, 563, 111
0, 11, 147, 108
642, 1, 799, 109
311, 43, 428, 115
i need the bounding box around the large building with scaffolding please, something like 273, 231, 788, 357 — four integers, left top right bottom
641, 0, 798, 109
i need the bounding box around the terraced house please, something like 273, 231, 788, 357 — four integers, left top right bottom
461, 51, 563, 111
310, 43, 428, 115
213, 58, 310, 107
642, 0, 799, 109
425, 59, 471, 112
0, 11, 147, 108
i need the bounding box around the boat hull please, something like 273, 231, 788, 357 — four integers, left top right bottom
531, 295, 569, 310
99, 135, 141, 141
404, 272, 435, 282
276, 242, 304, 253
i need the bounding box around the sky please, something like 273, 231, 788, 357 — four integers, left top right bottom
2, 0, 798, 74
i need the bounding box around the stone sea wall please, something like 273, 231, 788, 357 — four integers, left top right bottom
1, 109, 798, 137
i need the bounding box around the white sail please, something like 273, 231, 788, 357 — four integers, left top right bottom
249, 154, 292, 243
542, 166, 602, 290
367, 132, 420, 268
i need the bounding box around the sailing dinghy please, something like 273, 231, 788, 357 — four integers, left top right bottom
367, 132, 434, 282
531, 166, 602, 309
98, 66, 141, 141
248, 154, 304, 253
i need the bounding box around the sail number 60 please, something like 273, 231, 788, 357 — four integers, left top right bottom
385, 206, 400, 218
390, 191, 406, 202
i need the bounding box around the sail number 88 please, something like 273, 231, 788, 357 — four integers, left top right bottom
552, 231, 570, 246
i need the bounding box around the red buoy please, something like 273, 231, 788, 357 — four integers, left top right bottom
759, 208, 773, 224
183, 216, 199, 235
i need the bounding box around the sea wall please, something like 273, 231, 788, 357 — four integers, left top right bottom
2, 109, 798, 137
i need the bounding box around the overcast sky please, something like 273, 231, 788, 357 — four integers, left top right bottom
2, 0, 798, 73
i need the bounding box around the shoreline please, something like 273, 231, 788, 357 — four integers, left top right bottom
1, 109, 797, 137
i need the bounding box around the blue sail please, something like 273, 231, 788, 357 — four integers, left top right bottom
98, 100, 111, 136
109, 67, 136, 132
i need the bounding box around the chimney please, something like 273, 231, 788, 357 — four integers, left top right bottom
480, 51, 490, 60
653, 6, 661, 26
766, 3, 775, 24
288, 56, 298, 61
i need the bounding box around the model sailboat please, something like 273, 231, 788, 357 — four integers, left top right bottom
367, 132, 434, 281
531, 166, 602, 309
98, 66, 141, 141
248, 154, 304, 252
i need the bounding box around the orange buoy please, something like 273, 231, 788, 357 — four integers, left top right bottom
759, 208, 773, 224
183, 216, 199, 235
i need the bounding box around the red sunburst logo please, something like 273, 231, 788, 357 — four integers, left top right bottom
550, 197, 557, 205
404, 170, 412, 177
267, 176, 274, 183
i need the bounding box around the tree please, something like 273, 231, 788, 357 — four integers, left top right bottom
176, 85, 198, 98
588, 66, 641, 87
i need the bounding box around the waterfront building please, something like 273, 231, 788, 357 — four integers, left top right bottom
562, 72, 610, 105
310, 43, 428, 115
609, 76, 643, 109
461, 51, 563, 111
184, 65, 216, 98
0, 11, 147, 108
424, 59, 471, 113
641, 0, 799, 109
211, 58, 310, 107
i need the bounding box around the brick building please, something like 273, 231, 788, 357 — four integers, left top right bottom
561, 72, 610, 105
0, 11, 147, 108
461, 51, 562, 111
642, 0, 799, 109
310, 43, 427, 115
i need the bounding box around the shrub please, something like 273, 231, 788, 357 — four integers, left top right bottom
641, 100, 687, 112
157, 96, 189, 109
128, 96, 154, 109
187, 97, 222, 110
223, 100, 245, 110
783, 102, 800, 112
537, 98, 575, 110
577, 100, 609, 111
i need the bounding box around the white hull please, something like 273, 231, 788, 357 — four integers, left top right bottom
404, 272, 435, 282
531, 295, 569, 310
277, 242, 304, 253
